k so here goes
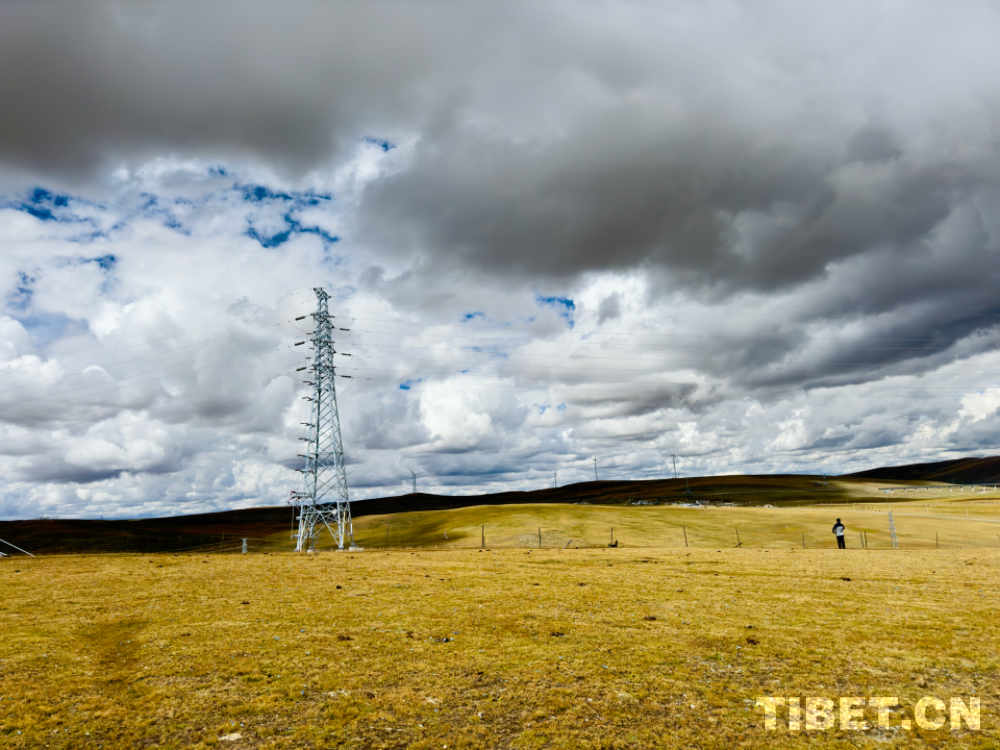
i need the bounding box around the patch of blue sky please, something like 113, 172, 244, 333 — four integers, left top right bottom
557, 402, 567, 411
13, 311, 88, 350
92, 254, 116, 270
63, 228, 107, 244
237, 183, 332, 207
464, 346, 509, 359
84, 254, 118, 295
3, 187, 96, 226
163, 215, 185, 232
138, 192, 158, 211
462, 311, 486, 321
535, 295, 576, 328
399, 378, 423, 390
235, 182, 337, 248
54, 254, 116, 272
31, 187, 69, 207
246, 211, 338, 249
135, 191, 188, 234
364, 137, 397, 152
7, 271, 34, 312
246, 225, 291, 249
242, 183, 294, 203
296, 223, 339, 244
65, 216, 129, 244
504, 315, 536, 328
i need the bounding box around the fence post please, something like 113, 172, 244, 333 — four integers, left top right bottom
481, 525, 485, 549
802, 534, 805, 549
735, 528, 741, 547
683, 526, 688, 548
538, 528, 542, 548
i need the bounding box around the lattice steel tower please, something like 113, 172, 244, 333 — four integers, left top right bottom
292, 287, 354, 551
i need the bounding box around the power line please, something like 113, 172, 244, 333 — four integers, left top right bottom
338, 364, 1000, 393
343, 307, 1000, 338
345, 317, 995, 350
346, 349, 1000, 383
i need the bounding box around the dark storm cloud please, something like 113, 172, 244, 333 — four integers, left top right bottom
5, 1, 1000, 298
0, 2, 492, 174
358, 108, 995, 293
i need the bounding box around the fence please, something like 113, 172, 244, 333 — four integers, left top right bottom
0, 534, 281, 557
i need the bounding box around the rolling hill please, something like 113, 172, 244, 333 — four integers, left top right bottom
3, 456, 995, 554
847, 455, 1000, 484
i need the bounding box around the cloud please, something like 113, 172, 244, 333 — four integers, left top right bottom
4, 2, 1000, 519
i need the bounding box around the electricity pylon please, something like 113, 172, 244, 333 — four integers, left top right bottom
293, 287, 354, 552
409, 470, 424, 494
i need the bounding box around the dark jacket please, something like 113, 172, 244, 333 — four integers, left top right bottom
832, 522, 845, 536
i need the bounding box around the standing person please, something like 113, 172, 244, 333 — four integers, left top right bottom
832, 518, 846, 549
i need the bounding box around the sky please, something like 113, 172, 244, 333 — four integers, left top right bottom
4, 1, 1000, 519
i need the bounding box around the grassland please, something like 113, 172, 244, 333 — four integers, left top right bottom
7, 474, 1000, 557
347, 484, 1000, 552
2, 497, 1000, 749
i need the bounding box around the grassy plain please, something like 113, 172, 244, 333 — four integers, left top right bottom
349, 485, 1000, 552
2, 499, 1000, 749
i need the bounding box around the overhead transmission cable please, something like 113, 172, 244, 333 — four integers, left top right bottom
347, 324, 968, 353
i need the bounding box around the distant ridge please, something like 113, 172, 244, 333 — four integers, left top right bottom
0, 474, 834, 553
846, 455, 1000, 484
12, 458, 998, 554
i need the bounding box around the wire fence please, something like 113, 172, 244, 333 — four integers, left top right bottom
0, 534, 284, 557
348, 522, 1000, 552
5, 518, 1000, 556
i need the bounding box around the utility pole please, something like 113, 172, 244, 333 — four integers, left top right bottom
553, 471, 557, 488
671, 454, 678, 479
593, 454, 598, 482
409, 470, 424, 494
292, 287, 354, 552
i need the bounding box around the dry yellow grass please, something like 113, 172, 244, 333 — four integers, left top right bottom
2, 508, 999, 749
347, 494, 1000, 552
